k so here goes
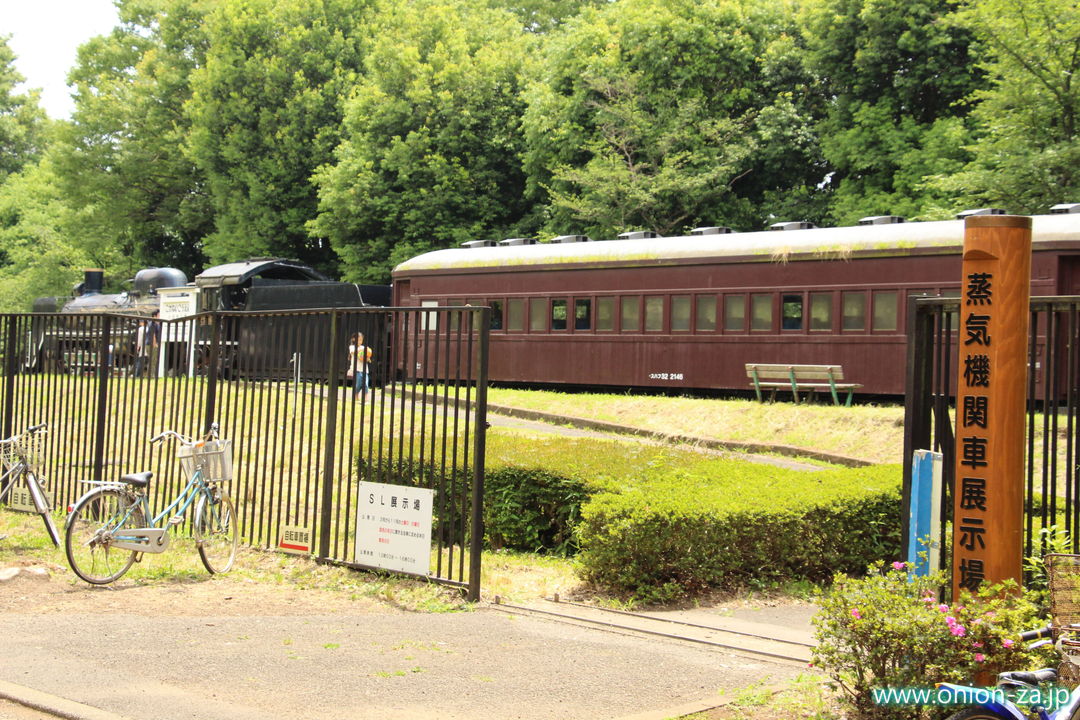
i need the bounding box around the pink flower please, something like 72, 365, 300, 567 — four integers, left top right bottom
975, 653, 986, 663
1002, 638, 1015, 648
946, 616, 958, 626
972, 641, 984, 648
950, 625, 967, 637
938, 604, 950, 613
850, 608, 862, 620
892, 561, 906, 570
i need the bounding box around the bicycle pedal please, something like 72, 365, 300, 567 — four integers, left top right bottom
168, 515, 185, 526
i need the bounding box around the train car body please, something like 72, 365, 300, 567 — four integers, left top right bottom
391, 212, 1080, 395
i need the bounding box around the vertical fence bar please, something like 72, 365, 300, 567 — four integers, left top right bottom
468, 307, 490, 601
318, 310, 341, 560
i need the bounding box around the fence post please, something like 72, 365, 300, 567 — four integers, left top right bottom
204, 313, 220, 432
318, 310, 341, 560
468, 307, 489, 602
2, 316, 17, 439
901, 297, 935, 560
92, 315, 112, 482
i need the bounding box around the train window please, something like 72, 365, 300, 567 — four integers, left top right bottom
842, 292, 866, 331
490, 300, 503, 330
872, 291, 898, 331
723, 295, 743, 332
696, 295, 717, 332
781, 294, 803, 331
597, 297, 615, 331
552, 299, 568, 331
645, 297, 664, 332
809, 292, 832, 331
575, 299, 591, 330
421, 300, 439, 332
621, 296, 640, 332
751, 294, 772, 331
530, 298, 547, 332
507, 298, 524, 331
672, 296, 691, 331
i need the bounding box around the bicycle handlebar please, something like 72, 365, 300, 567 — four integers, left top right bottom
0, 423, 48, 445
1020, 626, 1054, 641
149, 423, 220, 446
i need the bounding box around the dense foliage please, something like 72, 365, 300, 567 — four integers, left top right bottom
0, 0, 1075, 302
576, 462, 902, 602
813, 564, 1053, 720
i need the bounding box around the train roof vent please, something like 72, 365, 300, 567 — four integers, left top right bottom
461, 239, 497, 249
956, 208, 1007, 219
691, 226, 733, 235
617, 231, 660, 240
858, 215, 906, 225
498, 237, 537, 246
551, 234, 591, 243
769, 221, 816, 231
1050, 203, 1080, 214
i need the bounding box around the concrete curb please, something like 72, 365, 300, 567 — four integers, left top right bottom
0, 680, 131, 720
486, 403, 874, 468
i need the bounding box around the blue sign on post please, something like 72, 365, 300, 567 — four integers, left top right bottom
908, 450, 943, 577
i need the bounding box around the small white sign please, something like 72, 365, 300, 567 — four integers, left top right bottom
158, 287, 199, 321
279, 525, 312, 555
355, 481, 434, 576
5, 479, 52, 514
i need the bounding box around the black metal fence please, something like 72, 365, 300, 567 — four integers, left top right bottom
903, 296, 1080, 569
0, 307, 489, 599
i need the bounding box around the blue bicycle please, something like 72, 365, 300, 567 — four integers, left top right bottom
64, 424, 236, 584
941, 626, 1080, 720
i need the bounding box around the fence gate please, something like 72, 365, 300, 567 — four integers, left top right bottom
904, 296, 1080, 578
0, 306, 489, 600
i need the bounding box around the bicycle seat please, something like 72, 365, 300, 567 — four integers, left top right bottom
998, 669, 1058, 687
120, 472, 152, 489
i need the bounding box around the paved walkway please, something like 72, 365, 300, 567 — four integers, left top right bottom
0, 570, 814, 720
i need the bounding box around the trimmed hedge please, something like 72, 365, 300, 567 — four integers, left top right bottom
576, 463, 902, 602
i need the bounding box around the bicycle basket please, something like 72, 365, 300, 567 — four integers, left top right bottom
177, 439, 232, 483
2, 431, 42, 475
1046, 553, 1080, 686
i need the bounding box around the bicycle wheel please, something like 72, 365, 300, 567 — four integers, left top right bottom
65, 488, 146, 584
195, 489, 236, 574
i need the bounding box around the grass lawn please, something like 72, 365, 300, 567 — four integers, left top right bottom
486, 387, 905, 464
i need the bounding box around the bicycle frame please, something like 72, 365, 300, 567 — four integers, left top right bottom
96, 467, 212, 554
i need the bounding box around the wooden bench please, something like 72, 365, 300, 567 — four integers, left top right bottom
745, 363, 863, 406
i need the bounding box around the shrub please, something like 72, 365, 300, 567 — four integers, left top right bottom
812, 562, 1052, 720
575, 463, 902, 602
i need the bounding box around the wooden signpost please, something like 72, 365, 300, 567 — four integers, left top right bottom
951, 215, 1032, 599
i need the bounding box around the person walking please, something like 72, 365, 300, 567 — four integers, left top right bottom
346, 332, 373, 398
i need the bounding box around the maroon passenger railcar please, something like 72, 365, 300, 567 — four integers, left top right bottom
391, 210, 1080, 396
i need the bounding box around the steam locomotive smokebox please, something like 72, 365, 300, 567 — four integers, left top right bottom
133, 268, 188, 295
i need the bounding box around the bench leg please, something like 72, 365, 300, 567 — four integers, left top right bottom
845, 390, 854, 407
829, 384, 840, 406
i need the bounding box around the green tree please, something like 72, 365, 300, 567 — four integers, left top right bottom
933, 0, 1080, 214
55, 0, 214, 276
310, 0, 532, 283
187, 0, 370, 275
0, 158, 89, 311
801, 0, 984, 224
0, 36, 50, 183
521, 0, 823, 239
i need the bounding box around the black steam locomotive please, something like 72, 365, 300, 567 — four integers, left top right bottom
30, 258, 391, 378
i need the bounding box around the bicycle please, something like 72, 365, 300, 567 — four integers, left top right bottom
64, 423, 237, 584
0, 423, 60, 547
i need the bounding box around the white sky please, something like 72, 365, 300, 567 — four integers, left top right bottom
0, 0, 121, 118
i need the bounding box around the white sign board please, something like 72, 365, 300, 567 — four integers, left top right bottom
158, 287, 199, 321
355, 481, 434, 576
279, 525, 312, 555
